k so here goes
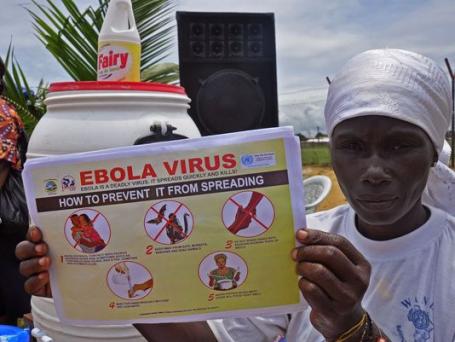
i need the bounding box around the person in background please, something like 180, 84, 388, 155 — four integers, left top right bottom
0, 57, 31, 325
422, 139, 455, 216
15, 49, 455, 341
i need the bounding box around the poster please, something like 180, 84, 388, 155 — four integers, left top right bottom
23, 127, 307, 325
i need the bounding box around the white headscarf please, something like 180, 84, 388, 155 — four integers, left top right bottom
325, 49, 455, 215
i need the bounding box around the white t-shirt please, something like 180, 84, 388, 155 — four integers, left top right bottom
208, 204, 455, 342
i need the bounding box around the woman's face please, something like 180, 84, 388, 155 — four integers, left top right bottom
70, 215, 80, 226
330, 115, 436, 230
215, 258, 226, 268
79, 215, 90, 225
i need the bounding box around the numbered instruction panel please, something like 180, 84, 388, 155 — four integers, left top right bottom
23, 127, 306, 325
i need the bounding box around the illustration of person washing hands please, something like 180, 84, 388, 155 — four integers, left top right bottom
114, 262, 154, 299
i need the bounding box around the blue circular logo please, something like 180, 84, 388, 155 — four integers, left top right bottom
241, 155, 254, 166
45, 180, 58, 192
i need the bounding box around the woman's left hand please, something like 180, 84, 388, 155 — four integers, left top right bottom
292, 228, 371, 340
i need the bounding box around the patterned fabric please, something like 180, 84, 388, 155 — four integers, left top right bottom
0, 98, 25, 170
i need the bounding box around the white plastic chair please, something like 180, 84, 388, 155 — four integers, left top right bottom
303, 175, 332, 214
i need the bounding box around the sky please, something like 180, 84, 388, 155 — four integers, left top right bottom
1, 0, 455, 136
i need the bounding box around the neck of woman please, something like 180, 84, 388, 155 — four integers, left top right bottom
356, 202, 430, 241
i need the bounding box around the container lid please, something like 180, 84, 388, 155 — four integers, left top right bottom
49, 81, 186, 95
0, 325, 29, 341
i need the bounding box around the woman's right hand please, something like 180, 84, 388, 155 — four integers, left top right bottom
15, 226, 52, 297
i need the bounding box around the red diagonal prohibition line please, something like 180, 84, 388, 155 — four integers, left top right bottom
153, 203, 184, 240
228, 197, 269, 231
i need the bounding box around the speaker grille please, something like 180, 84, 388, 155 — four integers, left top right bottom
177, 12, 278, 135
197, 70, 265, 134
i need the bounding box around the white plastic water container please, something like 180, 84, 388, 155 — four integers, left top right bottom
28, 81, 200, 158
31, 297, 145, 341
97, 0, 141, 81
27, 81, 200, 341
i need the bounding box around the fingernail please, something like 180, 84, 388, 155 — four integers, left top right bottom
291, 249, 297, 260
39, 257, 47, 266
38, 273, 46, 280
297, 229, 308, 240
35, 245, 43, 254
31, 228, 40, 240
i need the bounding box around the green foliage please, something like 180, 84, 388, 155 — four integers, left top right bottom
301, 142, 331, 166
2, 44, 47, 135
28, 0, 178, 82
296, 133, 308, 142
141, 62, 179, 84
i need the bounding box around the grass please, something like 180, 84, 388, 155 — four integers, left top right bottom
301, 142, 331, 166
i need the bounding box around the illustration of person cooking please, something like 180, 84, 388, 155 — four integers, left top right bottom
208, 253, 240, 291
71, 213, 106, 253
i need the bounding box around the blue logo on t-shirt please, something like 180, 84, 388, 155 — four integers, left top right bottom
396, 296, 434, 342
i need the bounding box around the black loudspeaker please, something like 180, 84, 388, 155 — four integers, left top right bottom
177, 12, 278, 135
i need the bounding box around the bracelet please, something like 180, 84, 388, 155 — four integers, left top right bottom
362, 312, 389, 342
333, 311, 390, 342
359, 312, 371, 341
335, 311, 368, 342
370, 315, 388, 342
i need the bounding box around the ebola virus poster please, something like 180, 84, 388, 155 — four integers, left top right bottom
23, 127, 306, 325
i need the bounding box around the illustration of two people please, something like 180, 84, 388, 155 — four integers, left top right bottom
70, 213, 106, 253
208, 253, 241, 291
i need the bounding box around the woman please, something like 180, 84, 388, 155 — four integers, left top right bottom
208, 253, 240, 291
0, 57, 30, 325
208, 49, 455, 341
15, 49, 455, 341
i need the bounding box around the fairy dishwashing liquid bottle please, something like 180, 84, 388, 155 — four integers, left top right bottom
97, 0, 141, 81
